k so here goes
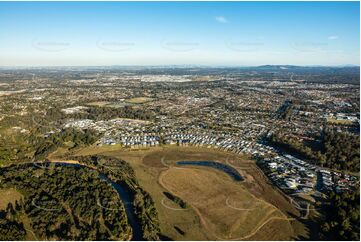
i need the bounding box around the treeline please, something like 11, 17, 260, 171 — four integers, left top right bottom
0, 103, 155, 165
41, 104, 155, 124
321, 130, 359, 171
269, 133, 321, 161
32, 128, 99, 161
0, 164, 131, 240
277, 100, 293, 120
69, 106, 155, 121
0, 202, 26, 240
269, 128, 359, 172
0, 127, 99, 165
320, 190, 360, 240
74, 155, 161, 240
163, 192, 188, 209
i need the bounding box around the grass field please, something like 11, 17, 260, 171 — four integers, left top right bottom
71, 145, 307, 240
74, 146, 208, 240
0, 188, 23, 210
87, 101, 129, 108
327, 118, 354, 125
87, 101, 112, 107
125, 97, 154, 104
160, 167, 293, 240
0, 188, 39, 240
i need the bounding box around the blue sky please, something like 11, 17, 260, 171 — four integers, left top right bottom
0, 1, 359, 66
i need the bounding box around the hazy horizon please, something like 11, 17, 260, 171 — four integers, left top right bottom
0, 64, 359, 69
0, 1, 360, 66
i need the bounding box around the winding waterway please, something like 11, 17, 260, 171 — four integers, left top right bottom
99, 174, 143, 241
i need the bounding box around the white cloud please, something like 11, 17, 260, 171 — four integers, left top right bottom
215, 16, 229, 23
328, 35, 339, 40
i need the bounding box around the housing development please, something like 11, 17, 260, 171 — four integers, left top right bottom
0, 66, 359, 241
1, 0, 360, 240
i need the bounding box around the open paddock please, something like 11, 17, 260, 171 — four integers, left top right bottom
125, 97, 154, 104
0, 188, 23, 210
71, 145, 306, 240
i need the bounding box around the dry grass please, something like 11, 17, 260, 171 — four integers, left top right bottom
0, 189, 40, 240
74, 146, 209, 240
125, 97, 154, 104
327, 118, 354, 125
0, 188, 23, 210
71, 146, 305, 240
86, 101, 112, 107
160, 167, 292, 240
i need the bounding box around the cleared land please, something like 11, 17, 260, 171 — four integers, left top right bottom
0, 188, 23, 209
160, 167, 292, 240
71, 145, 307, 240
87, 101, 128, 108
326, 118, 354, 125
125, 97, 154, 104
87, 101, 112, 107
0, 188, 38, 240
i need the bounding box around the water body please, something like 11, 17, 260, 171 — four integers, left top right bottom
50, 162, 143, 240
176, 161, 243, 181
99, 174, 143, 241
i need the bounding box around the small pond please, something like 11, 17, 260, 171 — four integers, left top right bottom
176, 161, 243, 181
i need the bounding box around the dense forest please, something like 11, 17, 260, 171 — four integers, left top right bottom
0, 203, 26, 240
72, 155, 161, 240
0, 164, 131, 240
32, 128, 99, 160
0, 126, 100, 165
71, 106, 155, 121
269, 128, 360, 172
320, 130, 360, 171
0, 154, 162, 240
320, 190, 360, 240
